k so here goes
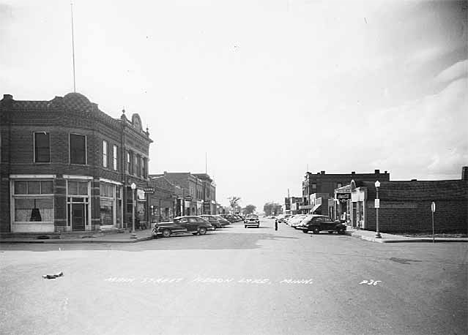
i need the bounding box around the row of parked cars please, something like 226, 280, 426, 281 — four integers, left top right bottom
151, 214, 244, 238
275, 214, 346, 234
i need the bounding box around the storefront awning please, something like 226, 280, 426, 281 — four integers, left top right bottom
311, 204, 321, 213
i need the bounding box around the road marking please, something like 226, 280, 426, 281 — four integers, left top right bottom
359, 279, 382, 286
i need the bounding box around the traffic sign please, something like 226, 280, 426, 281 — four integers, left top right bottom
431, 202, 436, 213
374, 199, 380, 208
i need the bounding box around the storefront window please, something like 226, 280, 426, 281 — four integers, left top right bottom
100, 183, 120, 226
13, 180, 54, 223
100, 199, 114, 225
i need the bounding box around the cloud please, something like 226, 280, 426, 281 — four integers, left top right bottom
363, 76, 468, 180
436, 59, 468, 83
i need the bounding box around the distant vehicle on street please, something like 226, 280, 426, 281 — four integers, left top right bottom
296, 215, 346, 234
152, 216, 214, 238
244, 214, 260, 228
200, 215, 227, 228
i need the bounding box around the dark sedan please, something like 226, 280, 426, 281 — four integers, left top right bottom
152, 216, 214, 238
200, 215, 228, 228
296, 215, 346, 234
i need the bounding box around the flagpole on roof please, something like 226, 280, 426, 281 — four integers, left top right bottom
70, 2, 76, 92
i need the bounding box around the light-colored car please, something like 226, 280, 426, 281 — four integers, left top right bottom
288, 214, 307, 228
244, 214, 260, 228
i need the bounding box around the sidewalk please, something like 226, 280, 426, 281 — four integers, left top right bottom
0, 229, 154, 244
345, 227, 468, 243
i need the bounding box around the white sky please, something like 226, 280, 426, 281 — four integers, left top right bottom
1, 0, 467, 210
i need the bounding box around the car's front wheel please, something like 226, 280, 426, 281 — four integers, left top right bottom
162, 229, 171, 238
302, 229, 309, 234
198, 227, 207, 235
313, 227, 320, 234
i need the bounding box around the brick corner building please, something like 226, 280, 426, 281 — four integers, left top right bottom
0, 93, 152, 233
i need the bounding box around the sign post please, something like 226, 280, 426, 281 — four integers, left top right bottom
431, 202, 436, 243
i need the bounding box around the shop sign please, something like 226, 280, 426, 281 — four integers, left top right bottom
337, 193, 350, 201
137, 189, 146, 200
143, 187, 155, 194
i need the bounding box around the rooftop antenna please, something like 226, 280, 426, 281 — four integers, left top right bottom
70, 2, 77, 92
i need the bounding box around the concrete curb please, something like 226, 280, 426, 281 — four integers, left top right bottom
0, 236, 154, 244
345, 231, 468, 243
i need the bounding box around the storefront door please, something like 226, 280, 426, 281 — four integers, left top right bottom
72, 204, 85, 231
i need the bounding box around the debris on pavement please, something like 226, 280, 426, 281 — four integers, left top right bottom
42, 272, 64, 280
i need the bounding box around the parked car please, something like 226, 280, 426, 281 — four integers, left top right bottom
214, 215, 231, 226
222, 214, 240, 223
201, 215, 227, 228
296, 215, 346, 234
288, 214, 307, 228
152, 216, 214, 238
244, 214, 260, 228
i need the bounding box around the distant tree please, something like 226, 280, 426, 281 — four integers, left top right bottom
228, 196, 241, 214
243, 204, 256, 215
263, 202, 282, 216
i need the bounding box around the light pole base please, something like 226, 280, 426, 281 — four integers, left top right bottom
130, 232, 137, 239
375, 232, 382, 238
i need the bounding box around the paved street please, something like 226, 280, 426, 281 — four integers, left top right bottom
1, 218, 467, 335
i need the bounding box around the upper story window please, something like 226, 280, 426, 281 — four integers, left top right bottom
135, 155, 140, 177
312, 183, 317, 190
34, 132, 50, 163
337, 183, 342, 188
142, 157, 147, 178
70, 134, 86, 164
113, 145, 118, 171
126, 151, 131, 173
103, 140, 108, 168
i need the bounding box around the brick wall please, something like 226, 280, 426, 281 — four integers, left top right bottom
1, 93, 152, 232
365, 200, 468, 233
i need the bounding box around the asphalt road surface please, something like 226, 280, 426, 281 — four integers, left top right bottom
1, 219, 467, 335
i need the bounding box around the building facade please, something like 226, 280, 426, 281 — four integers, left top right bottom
301, 169, 390, 214
0, 93, 152, 233
150, 172, 217, 216
341, 168, 468, 233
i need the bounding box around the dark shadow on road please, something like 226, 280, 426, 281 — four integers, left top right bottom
0, 233, 299, 252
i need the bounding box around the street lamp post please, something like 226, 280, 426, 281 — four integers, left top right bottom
131, 183, 137, 239
375, 180, 382, 238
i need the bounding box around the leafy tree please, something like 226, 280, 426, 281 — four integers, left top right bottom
263, 202, 282, 216
228, 196, 241, 214
243, 204, 256, 215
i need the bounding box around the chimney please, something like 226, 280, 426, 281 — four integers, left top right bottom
411, 179, 417, 182
351, 171, 355, 175
375, 169, 380, 174
2, 94, 13, 100
321, 171, 325, 174
462, 166, 468, 181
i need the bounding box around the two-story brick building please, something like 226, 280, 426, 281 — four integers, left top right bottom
149, 172, 217, 216
301, 169, 391, 215
0, 93, 152, 233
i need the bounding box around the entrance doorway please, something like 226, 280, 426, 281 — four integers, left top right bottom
71, 204, 86, 231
